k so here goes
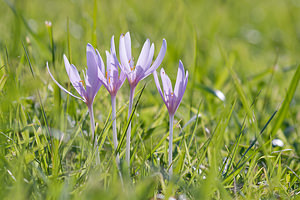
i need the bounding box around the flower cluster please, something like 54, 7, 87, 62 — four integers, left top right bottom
47, 32, 188, 176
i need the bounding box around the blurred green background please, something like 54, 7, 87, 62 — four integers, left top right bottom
0, 0, 299, 199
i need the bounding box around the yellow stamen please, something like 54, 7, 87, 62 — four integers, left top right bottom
108, 77, 111, 84
130, 66, 136, 71
128, 59, 131, 64
105, 71, 108, 78
79, 80, 84, 85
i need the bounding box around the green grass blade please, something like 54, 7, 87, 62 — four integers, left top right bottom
115, 84, 146, 159
271, 64, 300, 136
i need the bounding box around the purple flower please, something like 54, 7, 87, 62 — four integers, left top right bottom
47, 44, 102, 106
153, 60, 188, 176
119, 32, 167, 89
47, 44, 102, 141
96, 36, 125, 166
153, 60, 188, 116
118, 32, 167, 166
97, 36, 126, 97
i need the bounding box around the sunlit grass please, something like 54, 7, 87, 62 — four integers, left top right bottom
0, 0, 299, 199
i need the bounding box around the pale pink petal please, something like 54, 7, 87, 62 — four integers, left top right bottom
130, 65, 144, 87
174, 60, 185, 98
144, 39, 167, 76
117, 73, 126, 90
95, 49, 107, 90
96, 49, 105, 74
111, 51, 126, 89
97, 68, 107, 88
105, 51, 113, 91
174, 70, 188, 113
108, 52, 119, 84
64, 55, 81, 84
145, 43, 155, 69
136, 39, 150, 69
119, 35, 131, 73
134, 64, 148, 85
160, 68, 173, 97
47, 62, 84, 101
153, 70, 165, 104
86, 44, 101, 101
63, 55, 86, 98
124, 32, 132, 59
86, 44, 100, 87
110, 35, 116, 55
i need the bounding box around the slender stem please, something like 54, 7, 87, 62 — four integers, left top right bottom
88, 105, 95, 143
89, 105, 100, 165
111, 95, 120, 166
126, 87, 135, 166
168, 114, 174, 177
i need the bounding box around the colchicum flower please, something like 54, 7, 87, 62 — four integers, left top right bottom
153, 60, 188, 176
119, 32, 167, 89
47, 44, 102, 142
119, 32, 167, 166
97, 36, 126, 165
97, 36, 126, 97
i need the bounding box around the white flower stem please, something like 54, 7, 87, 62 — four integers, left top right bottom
168, 114, 174, 177
88, 104, 100, 165
126, 87, 135, 166
111, 95, 120, 166
88, 105, 95, 143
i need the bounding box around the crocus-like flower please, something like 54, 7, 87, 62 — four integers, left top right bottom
97, 36, 126, 165
97, 36, 126, 97
47, 44, 102, 142
153, 60, 188, 176
118, 32, 167, 166
119, 32, 167, 89
153, 60, 188, 116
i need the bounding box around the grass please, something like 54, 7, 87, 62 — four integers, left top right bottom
0, 0, 300, 199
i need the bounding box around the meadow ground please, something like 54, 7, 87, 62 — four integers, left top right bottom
0, 0, 299, 199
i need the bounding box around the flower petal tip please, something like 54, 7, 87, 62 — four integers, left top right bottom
86, 43, 93, 47
63, 55, 70, 65
162, 39, 167, 45
161, 39, 167, 53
